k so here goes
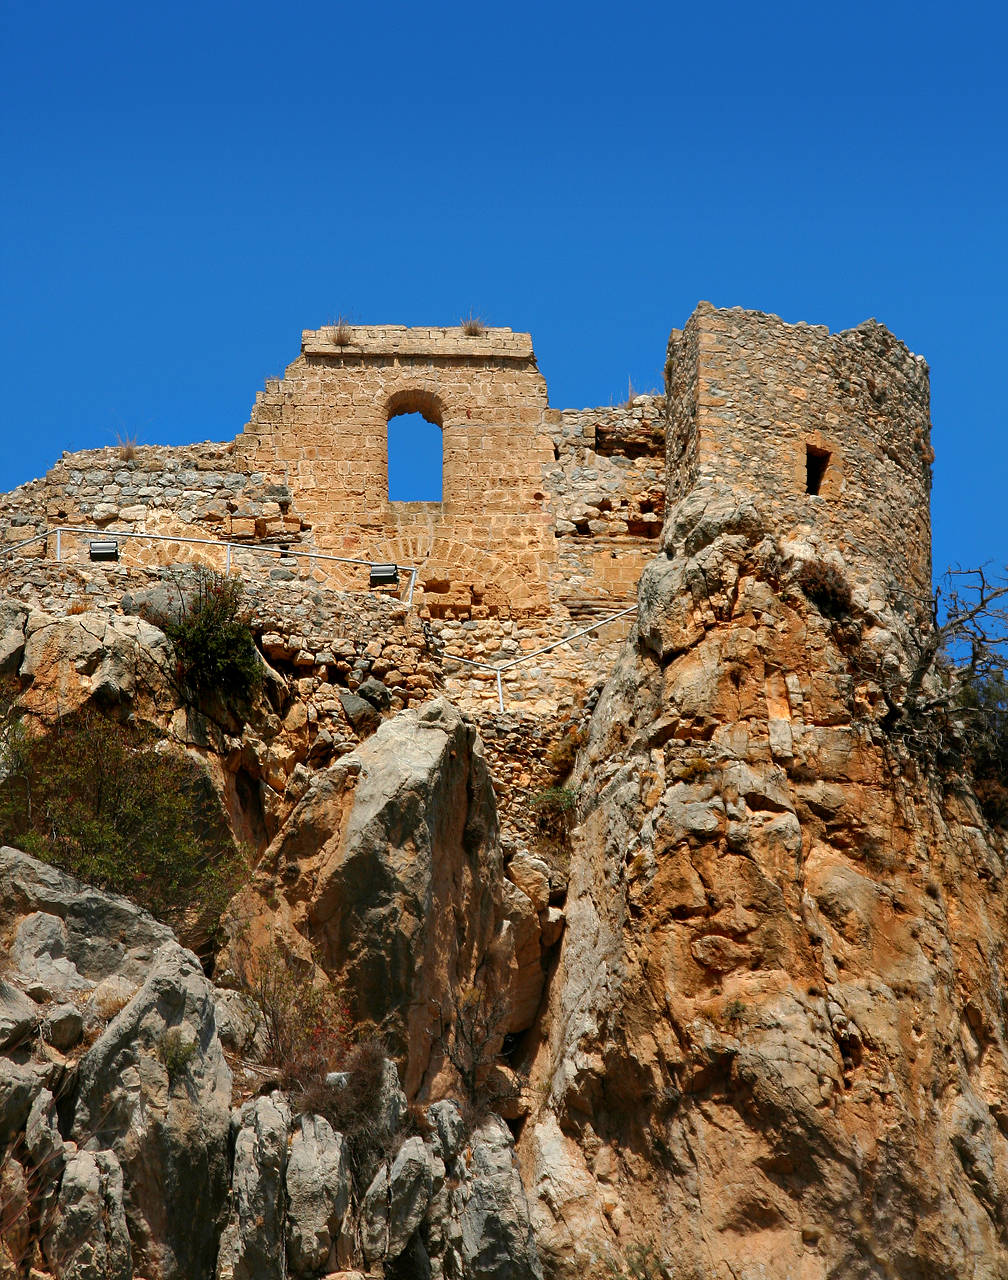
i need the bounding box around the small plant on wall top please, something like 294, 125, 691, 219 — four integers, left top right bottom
460, 312, 486, 337
331, 315, 352, 347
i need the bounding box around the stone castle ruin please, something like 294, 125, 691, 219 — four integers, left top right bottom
0, 300, 933, 729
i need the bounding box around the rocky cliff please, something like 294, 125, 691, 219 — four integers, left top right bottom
3, 307, 1008, 1278
518, 491, 1008, 1278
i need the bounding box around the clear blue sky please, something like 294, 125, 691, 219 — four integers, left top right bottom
2, 1, 1006, 579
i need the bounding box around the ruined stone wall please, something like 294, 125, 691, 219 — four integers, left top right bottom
1, 303, 936, 741
667, 302, 933, 606
234, 325, 556, 616
0, 554, 599, 857
545, 397, 665, 618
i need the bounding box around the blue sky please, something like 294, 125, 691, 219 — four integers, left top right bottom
1, 1, 1006, 579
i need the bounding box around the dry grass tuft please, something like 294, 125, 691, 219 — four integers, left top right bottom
116, 433, 138, 462
460, 312, 486, 337
331, 316, 353, 347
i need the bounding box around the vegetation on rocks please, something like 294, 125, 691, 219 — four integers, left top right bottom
157, 567, 262, 710
530, 785, 576, 844
0, 705, 241, 934
239, 938, 351, 1093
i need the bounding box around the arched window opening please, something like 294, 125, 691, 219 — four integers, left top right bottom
387, 398, 443, 502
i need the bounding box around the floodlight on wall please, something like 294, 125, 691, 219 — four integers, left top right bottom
89, 540, 120, 562
369, 563, 399, 589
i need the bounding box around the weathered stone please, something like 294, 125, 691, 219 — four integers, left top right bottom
336, 690, 381, 736
356, 675, 390, 710
44, 1150, 132, 1280
361, 1136, 433, 1263
0, 980, 38, 1049
216, 1093, 291, 1280
506, 854, 551, 913
72, 942, 232, 1280
455, 1117, 543, 1280
43, 1002, 83, 1050
501, 880, 543, 1033
225, 699, 504, 1097
0, 602, 27, 674
284, 1114, 350, 1278
1, 848, 174, 984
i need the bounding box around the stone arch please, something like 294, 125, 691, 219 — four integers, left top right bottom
384, 387, 446, 428
402, 535, 538, 617
385, 387, 446, 503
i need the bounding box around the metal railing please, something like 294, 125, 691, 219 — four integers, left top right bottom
3, 524, 639, 711
3, 526, 420, 608
442, 605, 637, 711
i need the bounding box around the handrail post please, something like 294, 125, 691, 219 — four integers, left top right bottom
496, 669, 504, 713
406, 568, 417, 609
55, 528, 61, 562
225, 543, 232, 576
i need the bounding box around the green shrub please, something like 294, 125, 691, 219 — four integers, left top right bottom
159, 569, 262, 710
530, 786, 576, 844
0, 709, 241, 934
156, 1028, 196, 1084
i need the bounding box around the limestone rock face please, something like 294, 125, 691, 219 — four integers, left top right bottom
216, 1094, 291, 1280
520, 491, 1008, 1278
361, 1135, 434, 1262
18, 609, 172, 718
454, 1117, 543, 1280
0, 846, 544, 1280
226, 697, 507, 1096
284, 1114, 350, 1278
71, 942, 233, 1280
44, 1149, 133, 1280
2, 845, 175, 985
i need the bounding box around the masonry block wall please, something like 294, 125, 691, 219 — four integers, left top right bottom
666, 302, 933, 606
5, 303, 935, 716
234, 325, 556, 617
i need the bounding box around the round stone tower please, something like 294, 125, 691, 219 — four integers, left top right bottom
665, 301, 933, 608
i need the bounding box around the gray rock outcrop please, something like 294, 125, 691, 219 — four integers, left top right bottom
44, 1149, 133, 1280
224, 697, 508, 1096
71, 942, 232, 1280
284, 1114, 350, 1278
216, 1093, 291, 1280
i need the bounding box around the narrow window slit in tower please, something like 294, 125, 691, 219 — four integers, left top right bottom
806, 444, 830, 496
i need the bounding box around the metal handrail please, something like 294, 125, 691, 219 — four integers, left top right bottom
3, 524, 637, 711
3, 525, 420, 609
442, 605, 637, 711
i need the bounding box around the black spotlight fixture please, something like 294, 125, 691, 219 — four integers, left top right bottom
369, 563, 399, 589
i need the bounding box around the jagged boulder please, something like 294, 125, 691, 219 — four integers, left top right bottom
216, 1093, 291, 1280
0, 601, 27, 674
224, 698, 506, 1096
18, 609, 171, 717
361, 1135, 434, 1263
454, 1117, 543, 1280
1, 845, 175, 984
43, 1149, 133, 1280
71, 942, 232, 1280
284, 1114, 351, 1278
